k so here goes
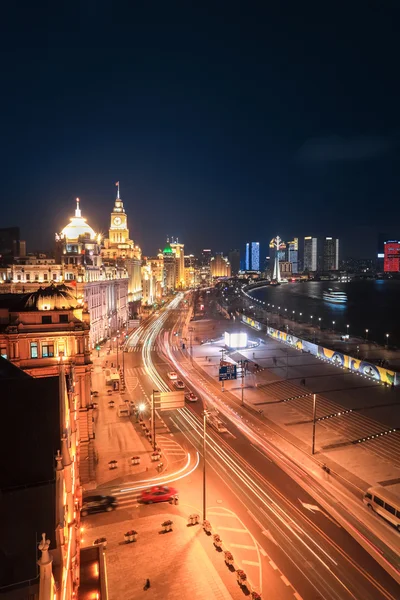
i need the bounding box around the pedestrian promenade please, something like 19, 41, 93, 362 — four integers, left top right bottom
83, 514, 240, 600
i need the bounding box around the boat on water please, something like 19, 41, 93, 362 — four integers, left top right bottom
323, 288, 347, 304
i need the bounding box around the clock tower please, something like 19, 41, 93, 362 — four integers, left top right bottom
102, 182, 143, 302
109, 182, 130, 245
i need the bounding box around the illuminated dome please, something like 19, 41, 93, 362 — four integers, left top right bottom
60, 198, 96, 240
163, 241, 173, 254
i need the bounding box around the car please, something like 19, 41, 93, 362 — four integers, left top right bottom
140, 485, 178, 504
185, 392, 198, 402
167, 371, 177, 380
81, 495, 118, 517
175, 380, 185, 389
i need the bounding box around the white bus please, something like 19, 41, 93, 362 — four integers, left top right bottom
363, 486, 400, 531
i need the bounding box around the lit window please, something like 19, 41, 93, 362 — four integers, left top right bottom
0, 346, 7, 359
42, 343, 54, 358
44, 273, 48, 280
26, 274, 30, 281
30, 342, 38, 358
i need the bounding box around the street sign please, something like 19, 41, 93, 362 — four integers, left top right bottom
153, 390, 185, 411
219, 364, 237, 381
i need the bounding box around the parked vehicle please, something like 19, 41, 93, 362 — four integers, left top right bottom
81, 495, 118, 517
140, 485, 178, 504
363, 486, 400, 531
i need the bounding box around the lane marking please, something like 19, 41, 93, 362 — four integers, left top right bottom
217, 526, 248, 533
269, 560, 278, 570
230, 543, 258, 550
294, 594, 304, 600
257, 544, 267, 557
243, 559, 261, 567
208, 511, 238, 517
281, 575, 291, 586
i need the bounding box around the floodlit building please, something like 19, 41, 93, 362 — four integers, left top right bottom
210, 253, 231, 278
55, 198, 129, 347
0, 285, 95, 483
163, 241, 176, 292
287, 238, 299, 273
102, 182, 142, 302
303, 236, 317, 272
245, 242, 260, 271
170, 239, 185, 289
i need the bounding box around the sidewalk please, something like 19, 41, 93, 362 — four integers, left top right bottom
88, 344, 163, 489
82, 513, 240, 600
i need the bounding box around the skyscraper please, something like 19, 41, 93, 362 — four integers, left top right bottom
323, 237, 339, 271
287, 238, 298, 273
170, 239, 185, 289
303, 237, 317, 272
245, 242, 260, 271
384, 241, 400, 272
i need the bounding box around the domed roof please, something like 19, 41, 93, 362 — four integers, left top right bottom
60, 198, 96, 240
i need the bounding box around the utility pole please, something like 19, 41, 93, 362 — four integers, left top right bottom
312, 393, 316, 455
121, 343, 125, 391
152, 391, 157, 451
240, 360, 245, 406
203, 409, 210, 521
189, 327, 194, 363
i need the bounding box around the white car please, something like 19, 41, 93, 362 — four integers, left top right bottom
167, 372, 178, 380
185, 392, 198, 402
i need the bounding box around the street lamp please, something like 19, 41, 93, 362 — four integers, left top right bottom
203, 409, 211, 521
318, 317, 322, 329
346, 324, 350, 336
332, 320, 335, 332
365, 328, 369, 341
386, 333, 389, 348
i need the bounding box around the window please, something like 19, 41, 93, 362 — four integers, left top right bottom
17, 274, 21, 281
53, 273, 57, 280
42, 315, 52, 324
385, 503, 396, 515
42, 343, 54, 358
30, 342, 38, 358
26, 273, 30, 281
374, 496, 384, 507
35, 274, 39, 281
59, 314, 68, 323
43, 273, 48, 280
365, 492, 372, 500
0, 346, 7, 359
58, 343, 65, 356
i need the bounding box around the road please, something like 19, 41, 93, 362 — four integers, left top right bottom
88, 293, 400, 599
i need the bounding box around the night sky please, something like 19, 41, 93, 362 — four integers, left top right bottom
1, 3, 399, 258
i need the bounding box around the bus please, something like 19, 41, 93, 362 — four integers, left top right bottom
363, 486, 400, 531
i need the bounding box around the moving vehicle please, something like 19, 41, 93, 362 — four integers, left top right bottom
185, 392, 198, 402
207, 414, 228, 433
175, 380, 185, 389
81, 495, 118, 517
140, 485, 178, 504
323, 288, 347, 304
117, 404, 130, 417
167, 371, 177, 380
363, 486, 400, 531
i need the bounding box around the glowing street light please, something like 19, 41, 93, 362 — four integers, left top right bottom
365, 328, 369, 341
138, 403, 146, 413
332, 320, 335, 332
318, 317, 322, 329
386, 333, 390, 348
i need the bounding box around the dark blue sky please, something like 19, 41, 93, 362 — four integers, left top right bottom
1, 2, 399, 258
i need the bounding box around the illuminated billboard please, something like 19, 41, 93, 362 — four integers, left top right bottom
224, 331, 248, 348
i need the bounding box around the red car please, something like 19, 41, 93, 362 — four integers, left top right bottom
140, 485, 178, 504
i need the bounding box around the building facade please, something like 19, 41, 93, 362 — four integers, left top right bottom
245, 242, 260, 271
163, 242, 176, 292
287, 238, 299, 273
323, 237, 339, 271
170, 239, 185, 289
384, 240, 400, 272
303, 236, 317, 272
210, 253, 231, 278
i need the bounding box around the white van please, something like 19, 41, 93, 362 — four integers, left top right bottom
363, 486, 400, 531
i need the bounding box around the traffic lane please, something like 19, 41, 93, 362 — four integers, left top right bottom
171, 405, 400, 600
169, 408, 350, 600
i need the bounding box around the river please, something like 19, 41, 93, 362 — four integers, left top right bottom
249, 280, 400, 348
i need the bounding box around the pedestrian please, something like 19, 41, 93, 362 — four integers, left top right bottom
143, 578, 151, 591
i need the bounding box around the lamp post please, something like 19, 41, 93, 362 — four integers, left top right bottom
365, 328, 369, 342
318, 317, 322, 330
332, 320, 335, 333
151, 391, 157, 451
312, 393, 317, 455
386, 333, 389, 348
116, 330, 120, 369
346, 324, 350, 337
203, 409, 210, 521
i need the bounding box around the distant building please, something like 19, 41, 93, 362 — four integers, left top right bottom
210, 253, 231, 278
323, 237, 339, 271
0, 226, 20, 262
170, 239, 185, 289
280, 261, 292, 277
287, 238, 298, 273
245, 242, 260, 271
201, 249, 212, 266
228, 249, 240, 275
384, 241, 400, 272
163, 241, 176, 291
303, 237, 317, 272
